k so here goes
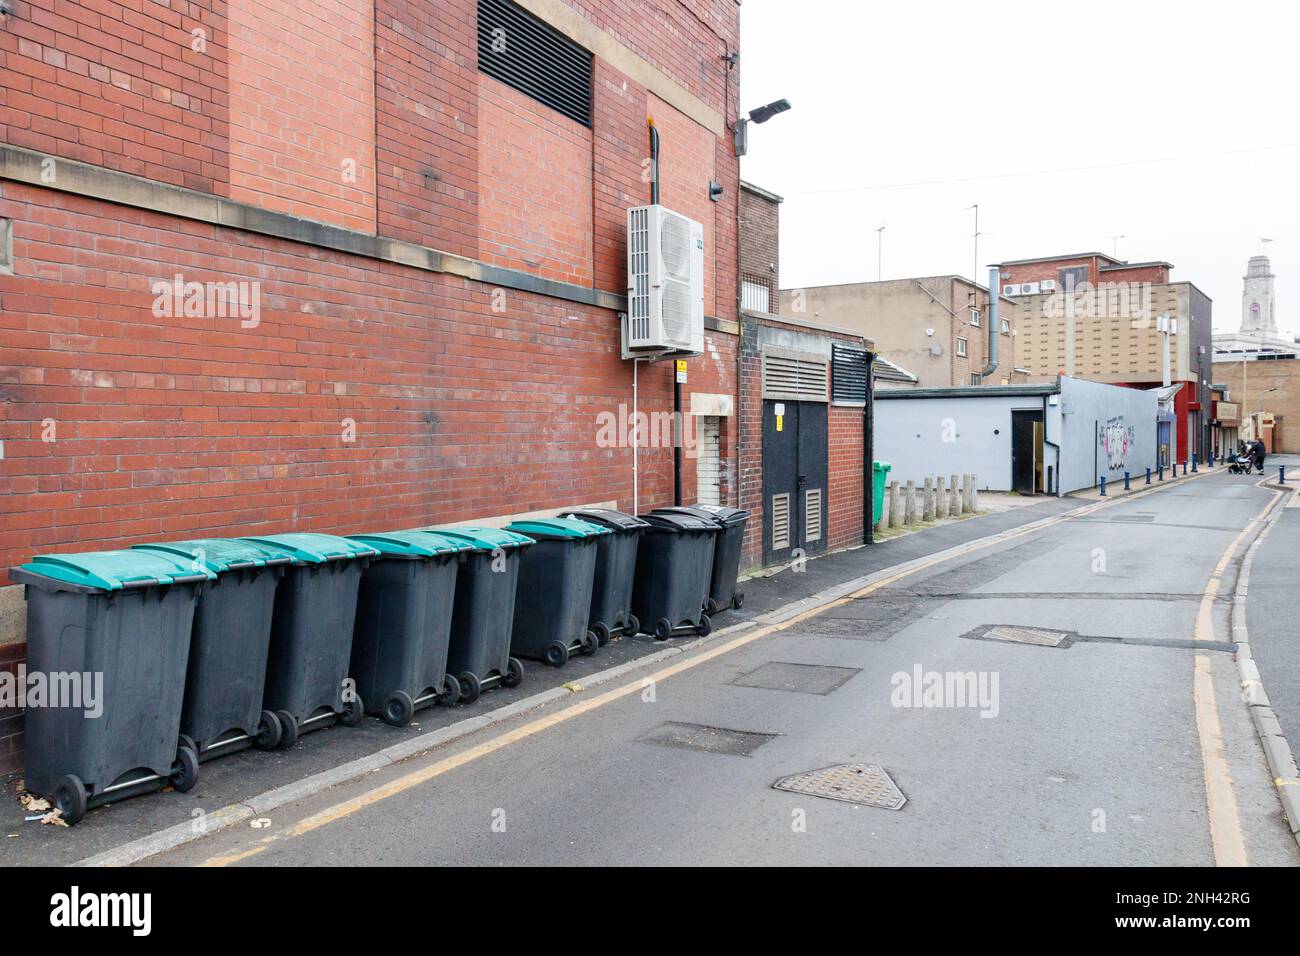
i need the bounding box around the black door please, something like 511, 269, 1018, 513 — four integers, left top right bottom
1011, 409, 1042, 495
762, 400, 829, 565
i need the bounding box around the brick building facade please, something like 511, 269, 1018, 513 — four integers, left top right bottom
0, 0, 744, 772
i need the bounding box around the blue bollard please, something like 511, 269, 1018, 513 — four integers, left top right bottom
1123, 471, 1131, 491
1192, 453, 1198, 473
1099, 475, 1107, 497
1158, 463, 1164, 481
1209, 450, 1215, 467
1281, 464, 1287, 484
1145, 467, 1151, 485
1183, 461, 1188, 476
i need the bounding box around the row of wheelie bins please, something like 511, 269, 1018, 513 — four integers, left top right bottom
9, 507, 748, 826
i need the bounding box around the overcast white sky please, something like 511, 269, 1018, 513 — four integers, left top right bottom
738, 0, 1300, 337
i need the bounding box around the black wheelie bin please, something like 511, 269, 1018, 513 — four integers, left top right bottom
345, 530, 472, 726
652, 505, 750, 613
631, 511, 718, 639
10, 550, 215, 825
132, 539, 292, 760
241, 533, 378, 743
504, 517, 608, 667
432, 526, 533, 703
559, 508, 649, 644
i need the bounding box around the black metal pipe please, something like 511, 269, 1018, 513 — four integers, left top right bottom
648, 123, 660, 206
673, 371, 683, 505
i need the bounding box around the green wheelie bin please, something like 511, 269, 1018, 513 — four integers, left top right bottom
10, 550, 215, 825
505, 517, 608, 667
133, 538, 292, 760
241, 533, 378, 743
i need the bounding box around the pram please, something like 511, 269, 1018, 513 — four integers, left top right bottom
1228, 451, 1261, 475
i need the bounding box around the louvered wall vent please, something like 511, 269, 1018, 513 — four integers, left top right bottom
771, 493, 791, 550
804, 488, 823, 542
831, 344, 869, 406
478, 0, 592, 127
761, 348, 829, 403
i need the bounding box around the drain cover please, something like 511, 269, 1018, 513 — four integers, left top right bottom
638, 721, 777, 757
730, 661, 861, 695
773, 763, 906, 810
981, 625, 1069, 647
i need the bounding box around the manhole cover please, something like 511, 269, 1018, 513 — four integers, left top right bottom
773, 763, 906, 810
637, 721, 777, 757
981, 625, 1069, 647
730, 661, 861, 695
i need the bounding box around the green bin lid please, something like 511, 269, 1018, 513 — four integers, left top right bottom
13, 549, 216, 591
505, 517, 609, 540
133, 538, 292, 573
346, 530, 474, 559
428, 526, 535, 552
240, 533, 379, 565
873, 461, 891, 471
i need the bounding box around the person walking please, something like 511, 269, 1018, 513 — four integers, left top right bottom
1251, 437, 1267, 474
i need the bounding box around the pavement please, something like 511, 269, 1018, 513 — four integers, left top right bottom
6, 461, 1299, 866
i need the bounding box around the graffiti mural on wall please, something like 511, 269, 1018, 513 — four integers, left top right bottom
1099, 417, 1136, 471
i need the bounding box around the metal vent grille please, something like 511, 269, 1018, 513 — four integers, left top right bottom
771, 493, 791, 550
478, 0, 592, 127
831, 344, 869, 406
627, 206, 650, 341
804, 488, 823, 542
762, 350, 829, 402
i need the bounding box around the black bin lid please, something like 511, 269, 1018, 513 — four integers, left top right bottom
652, 505, 749, 528
639, 512, 718, 534
561, 508, 650, 532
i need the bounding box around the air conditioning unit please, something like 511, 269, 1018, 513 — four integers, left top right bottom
1003, 283, 1022, 296
1039, 279, 1058, 292
626, 204, 704, 354
1020, 281, 1041, 294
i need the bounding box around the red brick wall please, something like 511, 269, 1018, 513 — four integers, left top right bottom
739, 185, 778, 311
227, 0, 376, 231
477, 77, 593, 285
1099, 264, 1170, 284
828, 405, 863, 550
0, 0, 231, 194
0, 642, 23, 775
1001, 256, 1101, 288
372, 0, 480, 257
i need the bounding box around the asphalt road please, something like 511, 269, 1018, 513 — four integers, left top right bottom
149, 466, 1300, 867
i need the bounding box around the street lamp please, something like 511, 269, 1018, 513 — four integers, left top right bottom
734, 98, 791, 156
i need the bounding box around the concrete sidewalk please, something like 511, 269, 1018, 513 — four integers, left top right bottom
1, 492, 1086, 866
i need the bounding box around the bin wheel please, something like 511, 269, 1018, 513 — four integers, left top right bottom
53, 774, 87, 826
579, 630, 598, 656
625, 614, 640, 637
458, 672, 482, 704
696, 613, 712, 637
592, 622, 612, 646
503, 657, 525, 688
254, 710, 283, 751
340, 694, 365, 727
382, 691, 415, 727
170, 745, 200, 793
438, 674, 461, 707
705, 597, 720, 615
544, 642, 569, 667
732, 592, 744, 610
178, 733, 198, 756
654, 618, 674, 641
276, 710, 299, 750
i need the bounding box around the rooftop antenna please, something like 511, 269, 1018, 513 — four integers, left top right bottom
1107, 234, 1125, 257
876, 225, 885, 281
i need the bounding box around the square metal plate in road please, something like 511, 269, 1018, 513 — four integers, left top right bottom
637, 721, 778, 757
730, 661, 862, 696
979, 625, 1070, 647
773, 763, 907, 810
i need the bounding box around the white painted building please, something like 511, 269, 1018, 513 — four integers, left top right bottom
873, 376, 1158, 495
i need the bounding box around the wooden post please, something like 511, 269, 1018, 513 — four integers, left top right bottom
923, 477, 935, 521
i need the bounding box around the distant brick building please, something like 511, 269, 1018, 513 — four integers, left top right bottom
997, 253, 1212, 465
0, 0, 745, 772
